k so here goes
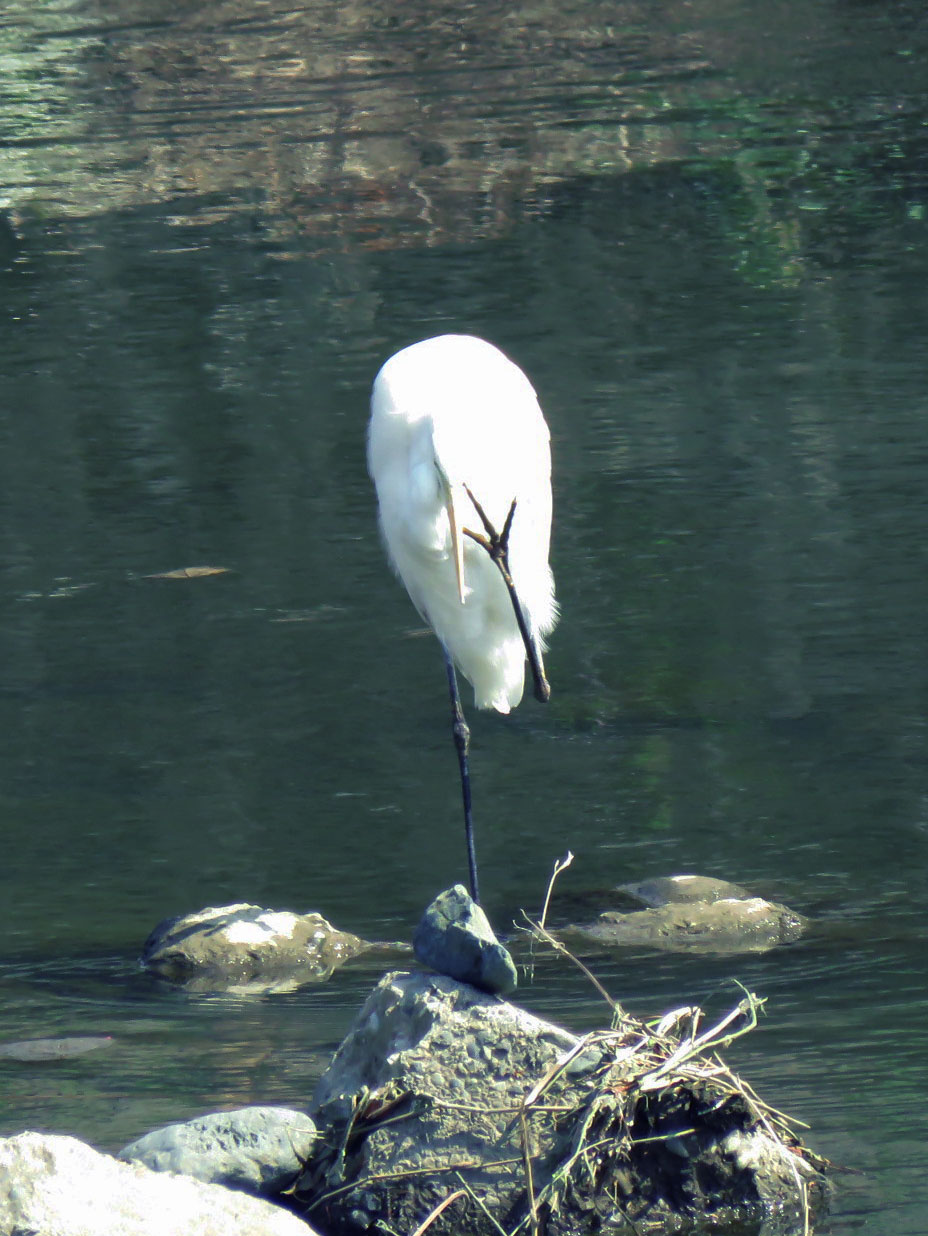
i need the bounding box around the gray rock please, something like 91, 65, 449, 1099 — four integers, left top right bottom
299, 971, 825, 1236
119, 1106, 317, 1195
0, 1035, 114, 1061
413, 884, 517, 995
0, 1131, 315, 1236
579, 896, 807, 954
307, 970, 580, 1221
614, 873, 753, 909
141, 902, 368, 990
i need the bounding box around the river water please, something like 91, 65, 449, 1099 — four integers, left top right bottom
1, 2, 926, 1232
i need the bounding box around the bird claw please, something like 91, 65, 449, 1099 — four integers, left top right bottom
461, 486, 551, 705
462, 487, 517, 580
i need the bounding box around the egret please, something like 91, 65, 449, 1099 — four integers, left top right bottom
367, 334, 557, 904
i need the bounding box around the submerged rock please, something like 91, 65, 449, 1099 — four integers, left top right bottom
578, 896, 807, 955
614, 874, 753, 909
0, 1035, 114, 1061
413, 884, 518, 995
296, 970, 827, 1236
566, 873, 808, 955
119, 1106, 317, 1195
0, 1131, 314, 1235
141, 903, 368, 989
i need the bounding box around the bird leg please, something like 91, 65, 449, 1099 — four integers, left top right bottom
462, 487, 551, 704
443, 646, 480, 905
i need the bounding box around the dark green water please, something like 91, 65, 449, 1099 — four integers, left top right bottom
1, 2, 927, 1231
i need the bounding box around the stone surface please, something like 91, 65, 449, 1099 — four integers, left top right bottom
413, 883, 518, 994
119, 1106, 317, 1195
578, 896, 807, 954
0, 1131, 315, 1236
299, 970, 825, 1235
0, 1035, 114, 1061
304, 970, 585, 1232
614, 873, 753, 909
141, 902, 368, 989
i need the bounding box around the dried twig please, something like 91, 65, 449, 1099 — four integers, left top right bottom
637, 991, 765, 1091
306, 1157, 523, 1212
453, 1173, 510, 1236
522, 852, 573, 983
518, 1108, 539, 1236
410, 1189, 467, 1236
520, 912, 621, 1016
539, 851, 573, 931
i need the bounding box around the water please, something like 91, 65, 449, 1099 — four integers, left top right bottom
1, 1, 927, 1231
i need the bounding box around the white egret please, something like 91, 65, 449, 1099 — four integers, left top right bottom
368, 334, 557, 904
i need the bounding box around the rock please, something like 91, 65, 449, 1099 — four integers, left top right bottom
562, 873, 809, 955
0, 1131, 315, 1236
302, 970, 585, 1232
413, 884, 518, 995
296, 971, 826, 1235
0, 1035, 114, 1061
141, 903, 368, 989
577, 896, 807, 954
614, 874, 753, 909
119, 1107, 317, 1195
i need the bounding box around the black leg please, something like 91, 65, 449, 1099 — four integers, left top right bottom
443, 645, 480, 905
462, 489, 551, 704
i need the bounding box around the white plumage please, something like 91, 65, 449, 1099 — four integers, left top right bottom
368, 334, 557, 712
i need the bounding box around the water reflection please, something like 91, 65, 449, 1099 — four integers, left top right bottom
3, 0, 923, 262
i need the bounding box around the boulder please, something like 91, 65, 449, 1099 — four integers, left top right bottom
119, 1106, 317, 1195
0, 1131, 315, 1236
413, 884, 518, 994
560, 874, 808, 955
577, 896, 807, 954
613, 874, 753, 909
141, 903, 368, 990
296, 970, 827, 1235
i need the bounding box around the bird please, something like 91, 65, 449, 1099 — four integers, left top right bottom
367, 334, 557, 904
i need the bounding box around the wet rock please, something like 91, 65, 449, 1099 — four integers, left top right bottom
562, 873, 809, 955
0, 1035, 114, 1061
119, 1107, 317, 1195
296, 970, 826, 1236
413, 884, 518, 995
614, 873, 753, 910
578, 896, 807, 955
141, 902, 368, 989
0, 1131, 315, 1235
302, 970, 582, 1232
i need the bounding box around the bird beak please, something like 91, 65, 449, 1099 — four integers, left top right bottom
446, 483, 467, 605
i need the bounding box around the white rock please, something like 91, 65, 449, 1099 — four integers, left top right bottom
0, 1132, 314, 1236
140, 903, 367, 989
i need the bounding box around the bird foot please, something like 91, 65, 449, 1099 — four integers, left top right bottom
462, 488, 517, 585
461, 487, 551, 705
